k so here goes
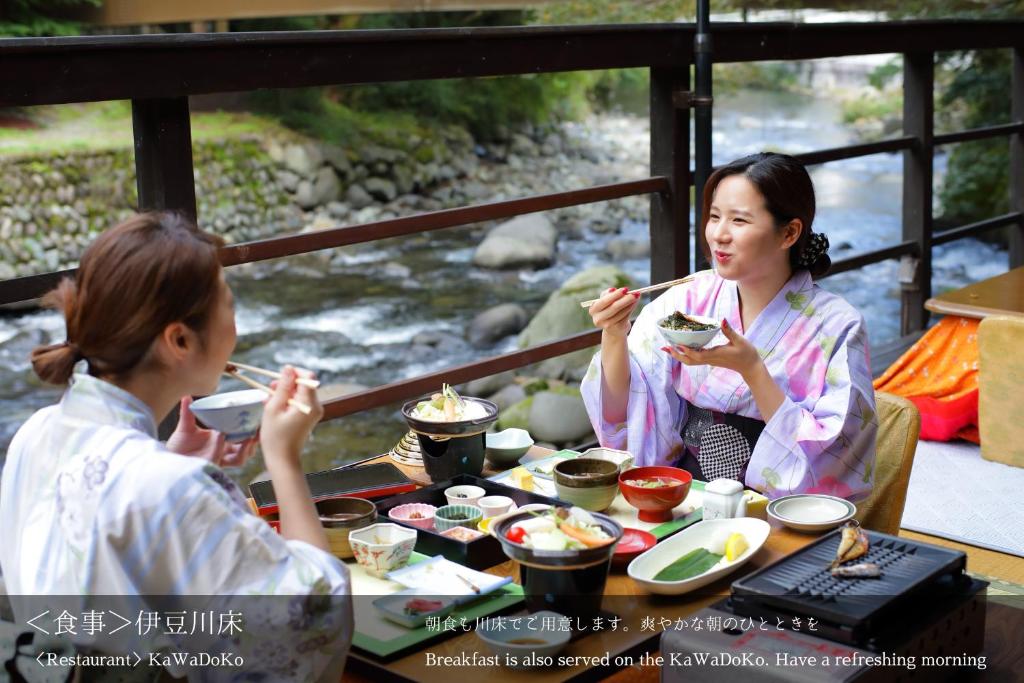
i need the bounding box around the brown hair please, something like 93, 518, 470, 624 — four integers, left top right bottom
701, 152, 830, 278
31, 212, 225, 385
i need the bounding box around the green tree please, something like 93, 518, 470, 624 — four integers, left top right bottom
0, 0, 101, 37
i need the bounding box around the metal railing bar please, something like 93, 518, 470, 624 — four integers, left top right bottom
219, 177, 669, 267
825, 240, 919, 277
321, 329, 602, 420
932, 212, 1022, 246
934, 122, 1024, 146
793, 137, 917, 166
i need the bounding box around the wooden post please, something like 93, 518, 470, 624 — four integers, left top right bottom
1011, 47, 1024, 269
131, 97, 197, 439
901, 52, 934, 334
131, 97, 197, 221
650, 67, 691, 283
693, 0, 713, 272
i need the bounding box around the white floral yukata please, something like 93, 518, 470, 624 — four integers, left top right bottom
581, 269, 877, 501
0, 374, 352, 681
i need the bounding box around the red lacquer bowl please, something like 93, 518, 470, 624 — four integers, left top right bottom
618, 466, 693, 523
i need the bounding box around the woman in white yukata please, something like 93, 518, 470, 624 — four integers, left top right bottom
0, 213, 352, 681
582, 153, 877, 501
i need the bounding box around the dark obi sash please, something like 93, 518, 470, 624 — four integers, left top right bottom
675, 403, 766, 483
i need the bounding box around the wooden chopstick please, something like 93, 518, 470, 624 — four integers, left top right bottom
228, 361, 320, 389
579, 274, 697, 308
224, 370, 313, 415
455, 571, 480, 594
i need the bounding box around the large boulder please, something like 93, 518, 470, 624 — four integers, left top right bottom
283, 143, 323, 177
527, 388, 593, 444
312, 167, 342, 205
472, 214, 557, 270
346, 184, 374, 210
463, 370, 517, 398
467, 303, 529, 348
488, 383, 527, 412
517, 265, 634, 378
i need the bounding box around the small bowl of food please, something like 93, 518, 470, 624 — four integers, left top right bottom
434, 504, 484, 533
553, 458, 620, 512
315, 496, 378, 559
486, 428, 535, 467
656, 312, 721, 349
476, 610, 572, 668
444, 485, 486, 507
189, 389, 265, 442
440, 526, 486, 543
348, 523, 418, 577
619, 466, 693, 523
388, 503, 437, 531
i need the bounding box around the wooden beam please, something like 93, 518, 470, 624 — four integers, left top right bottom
81, 0, 553, 26
901, 52, 934, 335
649, 66, 691, 284
1011, 47, 1024, 269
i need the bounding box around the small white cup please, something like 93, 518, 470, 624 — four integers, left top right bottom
444, 485, 486, 507
478, 495, 515, 518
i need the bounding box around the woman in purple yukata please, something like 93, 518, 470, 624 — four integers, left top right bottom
581, 153, 877, 501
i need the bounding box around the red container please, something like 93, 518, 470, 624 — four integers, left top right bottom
618, 466, 692, 523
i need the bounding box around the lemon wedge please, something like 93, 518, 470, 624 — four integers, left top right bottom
724, 532, 749, 561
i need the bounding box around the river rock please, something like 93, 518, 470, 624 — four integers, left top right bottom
463, 370, 517, 398
283, 143, 323, 177
277, 170, 300, 193
518, 265, 634, 378
527, 389, 593, 444
606, 238, 650, 260
294, 180, 317, 209
467, 303, 529, 347
472, 214, 558, 270
346, 184, 374, 210
365, 177, 397, 202
310, 167, 342, 206
488, 383, 527, 412
320, 143, 353, 177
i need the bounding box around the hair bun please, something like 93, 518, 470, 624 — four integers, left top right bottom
31, 340, 82, 385
799, 232, 829, 267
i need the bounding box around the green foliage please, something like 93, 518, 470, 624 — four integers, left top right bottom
937, 49, 1012, 222
0, 0, 100, 37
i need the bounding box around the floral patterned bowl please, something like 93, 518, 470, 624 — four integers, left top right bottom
349, 523, 418, 577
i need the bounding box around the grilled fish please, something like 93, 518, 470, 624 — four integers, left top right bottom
831, 562, 882, 579
831, 520, 869, 568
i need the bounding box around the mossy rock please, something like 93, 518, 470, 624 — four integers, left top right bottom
497, 395, 534, 432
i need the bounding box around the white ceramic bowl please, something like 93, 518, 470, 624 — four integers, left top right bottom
767, 494, 856, 533
486, 428, 535, 467
628, 518, 771, 595
476, 610, 572, 668
580, 447, 634, 472
444, 485, 486, 507
656, 313, 721, 349
348, 523, 418, 577
478, 495, 515, 518
189, 389, 265, 441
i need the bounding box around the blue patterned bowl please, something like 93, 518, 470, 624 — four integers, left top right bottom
189, 389, 265, 442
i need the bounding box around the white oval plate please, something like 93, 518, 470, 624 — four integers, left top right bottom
767, 494, 856, 533
627, 518, 770, 595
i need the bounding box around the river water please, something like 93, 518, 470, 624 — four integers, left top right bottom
0, 89, 1009, 480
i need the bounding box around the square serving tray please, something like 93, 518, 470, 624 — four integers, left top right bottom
374, 474, 567, 570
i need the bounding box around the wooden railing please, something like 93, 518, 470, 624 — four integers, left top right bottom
1, 20, 1022, 421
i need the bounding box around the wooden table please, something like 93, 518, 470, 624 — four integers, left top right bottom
925, 266, 1024, 320
344, 450, 1024, 682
